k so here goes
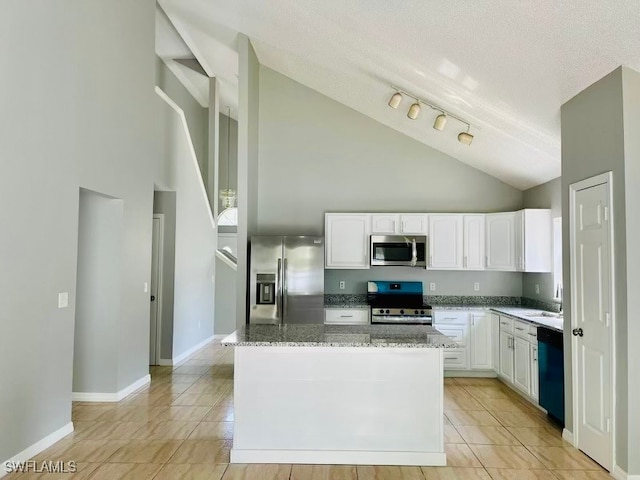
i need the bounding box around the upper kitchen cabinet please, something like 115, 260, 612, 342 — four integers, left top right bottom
514, 209, 552, 272
463, 215, 485, 270
371, 214, 428, 235
428, 215, 463, 269
325, 213, 371, 269
485, 212, 516, 271
371, 215, 399, 234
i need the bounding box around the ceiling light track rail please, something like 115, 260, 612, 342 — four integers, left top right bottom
388, 86, 474, 145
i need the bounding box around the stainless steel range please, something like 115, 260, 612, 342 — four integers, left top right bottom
367, 281, 432, 325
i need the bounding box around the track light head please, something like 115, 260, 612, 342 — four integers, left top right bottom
458, 131, 474, 145
407, 102, 421, 120
433, 113, 447, 131
388, 92, 403, 109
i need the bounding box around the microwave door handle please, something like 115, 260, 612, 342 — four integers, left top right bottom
411, 238, 417, 266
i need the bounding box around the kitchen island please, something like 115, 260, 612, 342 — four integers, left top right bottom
222, 324, 457, 466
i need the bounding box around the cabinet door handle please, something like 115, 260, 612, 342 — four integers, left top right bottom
528, 332, 536, 337
339, 315, 353, 318
515, 327, 525, 331
464, 256, 468, 268
429, 255, 433, 267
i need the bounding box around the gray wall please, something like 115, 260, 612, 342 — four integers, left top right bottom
326, 270, 522, 297
157, 93, 217, 359
620, 68, 640, 475
156, 57, 209, 184
256, 66, 524, 299
561, 66, 634, 472
0, 0, 158, 463
257, 67, 523, 237
214, 257, 238, 335
236, 35, 261, 327
74, 189, 123, 393
522, 177, 561, 302
153, 191, 177, 360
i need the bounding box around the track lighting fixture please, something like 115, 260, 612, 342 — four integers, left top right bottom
388, 86, 475, 145
458, 130, 474, 145
388, 92, 403, 109
433, 113, 447, 131
407, 102, 421, 120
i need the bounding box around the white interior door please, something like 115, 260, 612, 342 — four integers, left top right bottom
149, 215, 163, 365
571, 177, 612, 470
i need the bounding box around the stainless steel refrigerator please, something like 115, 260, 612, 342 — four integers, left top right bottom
248, 236, 325, 325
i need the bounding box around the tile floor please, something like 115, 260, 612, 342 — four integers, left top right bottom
6, 341, 611, 479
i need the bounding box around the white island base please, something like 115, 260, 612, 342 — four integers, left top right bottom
231, 346, 445, 466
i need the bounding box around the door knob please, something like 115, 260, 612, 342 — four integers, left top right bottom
151, 295, 156, 301
572, 328, 583, 337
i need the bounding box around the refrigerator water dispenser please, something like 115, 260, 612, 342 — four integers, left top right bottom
256, 274, 276, 304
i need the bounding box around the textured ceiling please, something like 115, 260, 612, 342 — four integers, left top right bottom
158, 0, 640, 190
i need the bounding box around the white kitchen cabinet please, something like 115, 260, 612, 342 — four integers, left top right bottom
499, 330, 514, 383
470, 312, 492, 370
399, 214, 429, 234
370, 215, 398, 234
514, 209, 552, 272
513, 336, 531, 395
324, 308, 369, 325
463, 215, 485, 270
485, 213, 516, 271
370, 214, 427, 235
530, 343, 539, 402
434, 311, 469, 371
428, 215, 463, 269
325, 214, 370, 269
491, 313, 500, 373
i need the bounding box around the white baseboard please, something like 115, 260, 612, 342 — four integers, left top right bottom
72, 374, 151, 402
230, 449, 446, 466
172, 335, 215, 366
158, 359, 174, 366
613, 464, 640, 480
561, 428, 574, 445
213, 334, 228, 341
0, 422, 74, 479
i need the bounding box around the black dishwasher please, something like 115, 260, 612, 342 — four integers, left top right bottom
538, 327, 565, 426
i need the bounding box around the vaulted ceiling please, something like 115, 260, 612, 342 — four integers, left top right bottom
157, 0, 640, 190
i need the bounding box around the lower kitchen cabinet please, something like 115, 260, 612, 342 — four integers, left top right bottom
470, 312, 492, 370
513, 336, 531, 394
498, 315, 539, 403
530, 343, 539, 401
433, 312, 469, 371
499, 330, 514, 382
324, 308, 369, 325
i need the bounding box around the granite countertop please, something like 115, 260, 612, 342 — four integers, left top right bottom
490, 307, 564, 332
222, 324, 459, 348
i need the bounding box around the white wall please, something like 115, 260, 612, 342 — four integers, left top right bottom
0, 0, 158, 463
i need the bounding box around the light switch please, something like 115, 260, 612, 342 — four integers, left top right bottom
58, 292, 69, 309
144, 282, 149, 293
535, 284, 540, 294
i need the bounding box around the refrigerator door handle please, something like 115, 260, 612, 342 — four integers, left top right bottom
276, 258, 282, 321
283, 258, 288, 318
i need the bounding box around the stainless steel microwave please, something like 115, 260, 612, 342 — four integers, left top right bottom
370, 235, 427, 267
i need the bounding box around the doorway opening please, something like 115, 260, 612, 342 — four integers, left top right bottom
73, 188, 124, 396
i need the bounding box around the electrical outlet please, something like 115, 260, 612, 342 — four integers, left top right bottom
535, 284, 540, 294
144, 282, 149, 293
339, 281, 346, 290
474, 282, 480, 291
429, 282, 436, 291
58, 292, 69, 309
